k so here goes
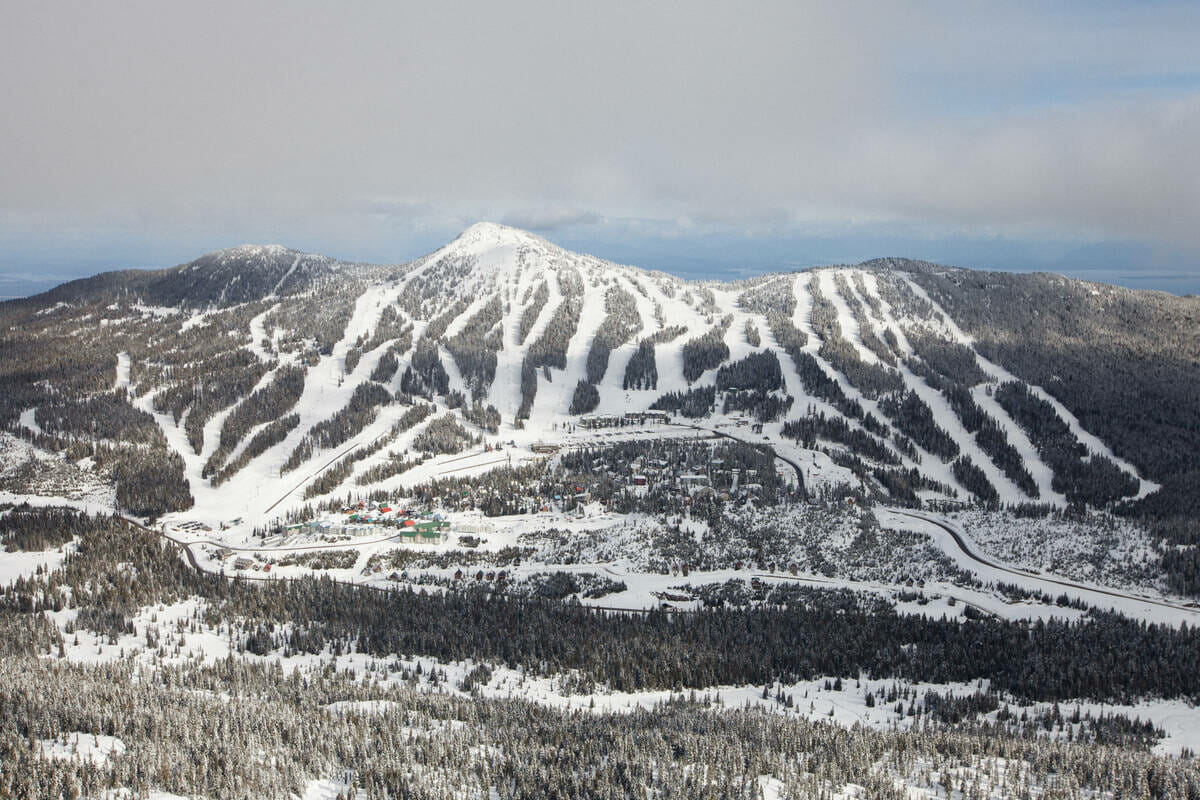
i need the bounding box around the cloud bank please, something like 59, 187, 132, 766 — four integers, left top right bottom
1, 1, 1198, 285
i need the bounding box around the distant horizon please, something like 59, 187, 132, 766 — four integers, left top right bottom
2, 223, 1197, 300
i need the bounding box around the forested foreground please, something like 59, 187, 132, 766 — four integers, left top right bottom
6, 507, 1200, 707
0, 646, 1196, 800
1, 509, 1199, 795
0, 504, 1197, 799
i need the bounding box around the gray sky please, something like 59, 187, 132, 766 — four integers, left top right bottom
3, 1, 1199, 295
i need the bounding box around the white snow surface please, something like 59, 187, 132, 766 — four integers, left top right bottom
39, 732, 126, 766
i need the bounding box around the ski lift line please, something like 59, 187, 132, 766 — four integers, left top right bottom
437, 457, 511, 475
437, 448, 500, 466
262, 432, 385, 516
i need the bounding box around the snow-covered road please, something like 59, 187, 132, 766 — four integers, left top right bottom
882, 509, 1200, 625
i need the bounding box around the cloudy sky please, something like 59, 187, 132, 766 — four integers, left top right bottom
2, 1, 1199, 295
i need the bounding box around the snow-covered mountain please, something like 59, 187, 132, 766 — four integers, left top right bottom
3, 221, 1198, 528
28, 243, 367, 310
9, 221, 1200, 800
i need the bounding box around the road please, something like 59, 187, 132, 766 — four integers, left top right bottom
749, 571, 1001, 619
889, 509, 1200, 617
130, 513, 686, 610
126, 514, 405, 592
128, 506, 1200, 625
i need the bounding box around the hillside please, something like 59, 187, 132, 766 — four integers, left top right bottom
5, 222, 1195, 525
11, 244, 370, 311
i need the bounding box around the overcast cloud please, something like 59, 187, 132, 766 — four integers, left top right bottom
2, 1, 1198, 292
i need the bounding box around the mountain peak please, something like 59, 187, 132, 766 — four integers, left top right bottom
223, 243, 293, 257
448, 222, 553, 255
195, 244, 301, 266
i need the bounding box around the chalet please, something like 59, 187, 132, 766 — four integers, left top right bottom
620, 410, 670, 425
531, 442, 560, 454
214, 547, 234, 561
233, 557, 253, 570
580, 414, 621, 429
631, 475, 648, 487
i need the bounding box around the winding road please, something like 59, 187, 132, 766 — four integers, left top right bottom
888, 509, 1200, 617
123, 505, 1200, 625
